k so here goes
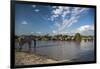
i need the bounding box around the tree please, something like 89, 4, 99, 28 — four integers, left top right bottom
74, 33, 82, 42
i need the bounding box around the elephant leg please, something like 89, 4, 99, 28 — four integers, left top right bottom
28, 42, 31, 51
19, 42, 23, 51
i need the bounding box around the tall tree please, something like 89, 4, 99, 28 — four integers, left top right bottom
74, 33, 82, 42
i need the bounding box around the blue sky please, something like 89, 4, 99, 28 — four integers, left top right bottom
15, 3, 95, 36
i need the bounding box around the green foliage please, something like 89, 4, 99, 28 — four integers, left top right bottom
15, 33, 94, 41
74, 33, 82, 42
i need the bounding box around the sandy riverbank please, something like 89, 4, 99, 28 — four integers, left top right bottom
15, 51, 58, 65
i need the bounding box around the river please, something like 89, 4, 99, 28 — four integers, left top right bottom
15, 40, 95, 62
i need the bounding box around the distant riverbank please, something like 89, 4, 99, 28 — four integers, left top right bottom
15, 51, 58, 65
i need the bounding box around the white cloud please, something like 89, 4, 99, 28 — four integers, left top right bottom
37, 32, 41, 34
52, 30, 70, 35
76, 25, 94, 33
32, 5, 40, 12
54, 22, 60, 28
52, 7, 89, 34
71, 7, 88, 16
34, 9, 39, 12
58, 31, 68, 35
50, 8, 63, 21
80, 8, 88, 13
56, 15, 78, 32
62, 7, 70, 19
70, 25, 94, 35
32, 5, 36, 8
50, 15, 59, 21
30, 32, 42, 35
52, 6, 63, 15
62, 10, 70, 19
30, 32, 33, 34
51, 6, 70, 21
52, 30, 56, 34
21, 21, 28, 25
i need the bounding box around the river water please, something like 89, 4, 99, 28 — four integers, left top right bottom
15, 40, 95, 62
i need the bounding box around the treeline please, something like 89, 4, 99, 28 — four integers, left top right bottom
15, 33, 94, 41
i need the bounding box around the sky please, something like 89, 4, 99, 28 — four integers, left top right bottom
15, 3, 95, 36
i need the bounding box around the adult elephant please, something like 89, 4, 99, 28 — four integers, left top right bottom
17, 35, 33, 51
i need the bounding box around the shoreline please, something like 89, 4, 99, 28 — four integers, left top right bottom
15, 51, 58, 65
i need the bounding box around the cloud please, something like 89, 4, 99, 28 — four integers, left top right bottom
52, 30, 56, 34
32, 5, 40, 12
52, 30, 70, 35
50, 15, 59, 21
53, 24, 94, 35
32, 5, 36, 8
52, 6, 63, 15
34, 9, 39, 12
51, 7, 89, 34
37, 32, 41, 34
71, 7, 88, 16
50, 6, 70, 21
76, 25, 94, 32
73, 25, 94, 35
21, 21, 28, 25
31, 32, 34, 34
59, 16, 78, 31
30, 32, 42, 35
62, 10, 70, 19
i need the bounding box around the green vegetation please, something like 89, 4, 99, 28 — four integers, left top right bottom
15, 33, 94, 41
74, 33, 82, 42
